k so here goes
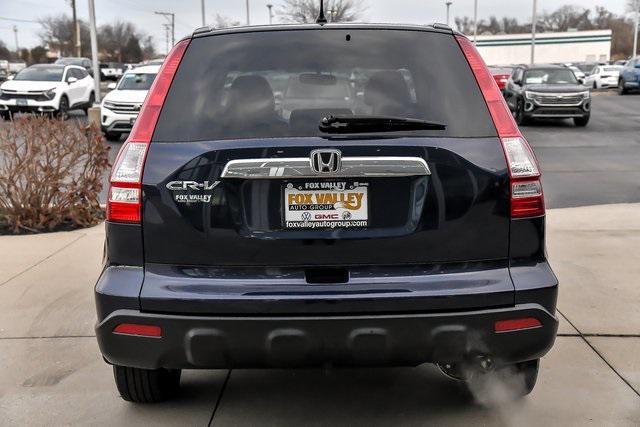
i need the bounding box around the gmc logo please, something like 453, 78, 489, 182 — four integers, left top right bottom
315, 213, 339, 220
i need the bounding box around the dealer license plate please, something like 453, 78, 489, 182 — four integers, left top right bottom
16, 98, 28, 106
284, 181, 369, 229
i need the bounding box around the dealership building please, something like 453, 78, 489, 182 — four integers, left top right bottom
475, 29, 612, 65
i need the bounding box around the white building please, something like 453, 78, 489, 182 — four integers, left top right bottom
475, 30, 612, 65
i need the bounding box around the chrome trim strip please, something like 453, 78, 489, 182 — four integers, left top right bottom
221, 156, 431, 179
530, 113, 585, 118
527, 91, 587, 107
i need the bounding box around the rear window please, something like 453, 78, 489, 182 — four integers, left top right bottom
14, 67, 63, 82
525, 68, 578, 85
154, 29, 496, 141
118, 73, 156, 90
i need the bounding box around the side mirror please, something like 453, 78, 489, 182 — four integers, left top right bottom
513, 79, 521, 86
578, 78, 585, 84
67, 76, 78, 84
107, 82, 117, 90
88, 69, 94, 77
7, 75, 14, 80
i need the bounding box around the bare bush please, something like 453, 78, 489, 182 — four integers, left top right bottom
0, 117, 110, 233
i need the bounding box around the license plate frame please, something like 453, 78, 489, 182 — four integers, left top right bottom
283, 180, 369, 229
16, 98, 28, 106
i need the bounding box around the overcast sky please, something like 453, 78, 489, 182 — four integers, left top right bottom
0, 0, 631, 53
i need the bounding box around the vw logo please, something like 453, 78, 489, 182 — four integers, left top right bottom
301, 212, 312, 222
310, 149, 341, 174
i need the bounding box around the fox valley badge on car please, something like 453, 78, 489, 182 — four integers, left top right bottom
95, 8, 558, 403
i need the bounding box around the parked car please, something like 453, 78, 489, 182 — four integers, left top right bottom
567, 66, 586, 83
96, 23, 557, 403
8, 61, 27, 75
100, 65, 160, 141
618, 57, 640, 95
488, 66, 513, 92
0, 64, 94, 119
0, 59, 10, 82
101, 62, 126, 81
584, 65, 623, 89
504, 64, 591, 126
55, 57, 94, 76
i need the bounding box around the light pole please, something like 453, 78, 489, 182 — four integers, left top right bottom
12, 25, 19, 52
88, 0, 100, 103
445, 1, 452, 27
267, 4, 273, 25
530, 0, 537, 65
201, 0, 206, 27
633, 0, 639, 58
155, 11, 175, 46
246, 0, 250, 25
473, 0, 478, 43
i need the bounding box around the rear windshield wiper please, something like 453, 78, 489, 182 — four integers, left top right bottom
318, 115, 447, 134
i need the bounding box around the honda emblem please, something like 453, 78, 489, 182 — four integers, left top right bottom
310, 149, 341, 174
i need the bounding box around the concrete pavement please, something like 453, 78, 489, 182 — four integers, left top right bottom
0, 204, 638, 426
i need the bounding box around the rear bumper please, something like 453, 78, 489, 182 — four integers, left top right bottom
96, 304, 557, 369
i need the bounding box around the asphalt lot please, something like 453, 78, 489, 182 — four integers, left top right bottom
522, 92, 640, 208
93, 91, 640, 208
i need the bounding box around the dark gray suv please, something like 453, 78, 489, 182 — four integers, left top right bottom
95, 22, 558, 403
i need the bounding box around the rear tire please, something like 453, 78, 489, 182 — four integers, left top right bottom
84, 92, 95, 115
113, 365, 181, 403
574, 115, 590, 127
0, 111, 10, 121
514, 99, 529, 126
104, 131, 122, 142
56, 96, 69, 120
618, 79, 627, 95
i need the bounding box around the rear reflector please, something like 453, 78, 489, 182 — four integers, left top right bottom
113, 323, 162, 337
494, 317, 542, 333
456, 35, 545, 219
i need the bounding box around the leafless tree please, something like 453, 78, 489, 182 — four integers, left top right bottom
277, 0, 365, 23
212, 14, 242, 29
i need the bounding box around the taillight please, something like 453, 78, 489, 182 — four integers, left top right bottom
107, 38, 190, 224
456, 35, 545, 219
107, 142, 148, 223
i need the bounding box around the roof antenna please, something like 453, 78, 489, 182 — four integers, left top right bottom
316, 0, 328, 24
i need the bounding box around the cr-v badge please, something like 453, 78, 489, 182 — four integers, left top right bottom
166, 180, 220, 204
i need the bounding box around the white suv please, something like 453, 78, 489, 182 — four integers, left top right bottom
100, 65, 160, 141
0, 64, 94, 119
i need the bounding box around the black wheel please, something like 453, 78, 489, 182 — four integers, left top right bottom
113, 365, 181, 403
56, 96, 69, 120
593, 81, 598, 89
104, 131, 122, 142
514, 99, 529, 126
0, 111, 10, 120
84, 92, 95, 115
618, 79, 627, 95
466, 359, 540, 399
574, 115, 590, 127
